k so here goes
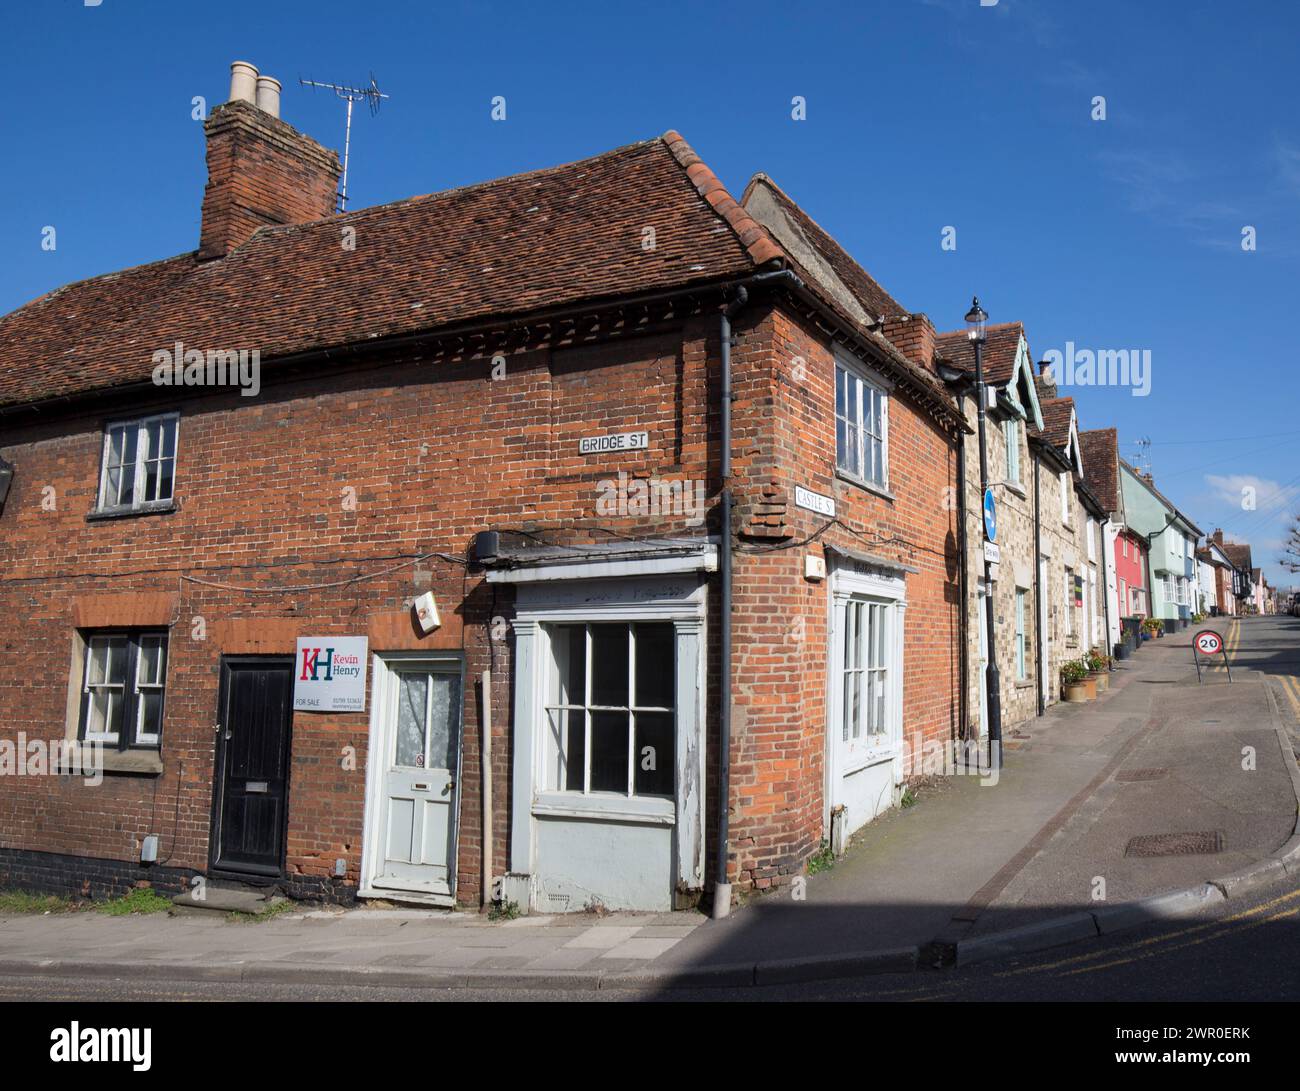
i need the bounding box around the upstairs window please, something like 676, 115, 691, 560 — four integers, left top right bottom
79, 630, 168, 750
97, 413, 178, 513
835, 354, 889, 490
1059, 471, 1070, 525
1003, 419, 1021, 485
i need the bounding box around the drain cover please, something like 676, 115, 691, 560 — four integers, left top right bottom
1115, 768, 1168, 782
1125, 831, 1223, 857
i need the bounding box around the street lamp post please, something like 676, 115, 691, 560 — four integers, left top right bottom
967, 297, 1002, 768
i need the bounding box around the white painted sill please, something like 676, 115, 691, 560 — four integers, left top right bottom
835, 469, 896, 504
533, 792, 675, 826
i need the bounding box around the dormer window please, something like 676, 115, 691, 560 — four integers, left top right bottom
1003, 418, 1020, 485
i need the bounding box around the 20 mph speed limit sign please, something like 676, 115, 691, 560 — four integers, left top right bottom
1194, 630, 1223, 656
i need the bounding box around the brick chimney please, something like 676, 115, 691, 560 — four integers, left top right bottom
199, 61, 341, 260
1212, 528, 1224, 544
881, 313, 937, 370
1035, 359, 1058, 400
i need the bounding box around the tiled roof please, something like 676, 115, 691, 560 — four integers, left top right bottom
738, 174, 960, 420
739, 173, 905, 322
933, 321, 1025, 387
1036, 396, 1074, 448
1220, 542, 1252, 570
1078, 427, 1120, 512
0, 134, 768, 409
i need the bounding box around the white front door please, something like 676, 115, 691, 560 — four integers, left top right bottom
362, 656, 463, 902
826, 563, 906, 838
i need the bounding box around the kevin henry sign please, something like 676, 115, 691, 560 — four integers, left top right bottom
294, 636, 369, 712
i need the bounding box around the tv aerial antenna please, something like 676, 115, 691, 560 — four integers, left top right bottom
298, 73, 389, 212
1134, 436, 1153, 476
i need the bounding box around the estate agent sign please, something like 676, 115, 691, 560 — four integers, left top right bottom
294, 636, 369, 712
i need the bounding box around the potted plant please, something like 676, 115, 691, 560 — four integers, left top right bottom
1061, 659, 1090, 702
1142, 617, 1162, 640
1087, 648, 1111, 692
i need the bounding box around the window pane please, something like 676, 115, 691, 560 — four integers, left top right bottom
589, 624, 629, 707
395, 673, 428, 767
633, 623, 674, 708
143, 459, 160, 502
137, 692, 163, 742
634, 711, 674, 797
846, 375, 860, 424
835, 416, 849, 470
158, 458, 175, 501
137, 636, 166, 685
554, 625, 585, 705
589, 711, 629, 792
426, 673, 460, 771
835, 367, 847, 417
563, 710, 586, 791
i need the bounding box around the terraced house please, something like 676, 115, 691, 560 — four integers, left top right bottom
0, 63, 970, 914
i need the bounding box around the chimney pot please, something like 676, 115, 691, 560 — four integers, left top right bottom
255, 75, 282, 118
229, 61, 259, 105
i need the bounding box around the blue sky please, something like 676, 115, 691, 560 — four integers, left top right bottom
3, 0, 1297, 586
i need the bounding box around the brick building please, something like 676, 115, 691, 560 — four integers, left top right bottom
0, 64, 966, 912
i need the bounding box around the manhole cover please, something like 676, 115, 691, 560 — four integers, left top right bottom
1125, 831, 1223, 857
1115, 768, 1168, 782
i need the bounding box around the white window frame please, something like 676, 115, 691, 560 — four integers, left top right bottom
1087, 517, 1097, 562
541, 622, 676, 800
1059, 471, 1070, 525
1064, 567, 1076, 638
97, 412, 180, 513
834, 347, 890, 491
1003, 418, 1021, 485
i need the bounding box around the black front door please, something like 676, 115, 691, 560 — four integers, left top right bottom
211, 657, 294, 878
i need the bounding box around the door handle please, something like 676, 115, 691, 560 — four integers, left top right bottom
443, 779, 455, 795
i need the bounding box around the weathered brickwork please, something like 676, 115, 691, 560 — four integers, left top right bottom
723, 306, 962, 894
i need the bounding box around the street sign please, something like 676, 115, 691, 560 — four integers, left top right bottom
1191, 628, 1231, 684
983, 487, 997, 542
1194, 630, 1223, 656
983, 541, 1001, 564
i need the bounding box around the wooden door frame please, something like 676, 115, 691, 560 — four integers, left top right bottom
358, 651, 465, 906
208, 655, 295, 884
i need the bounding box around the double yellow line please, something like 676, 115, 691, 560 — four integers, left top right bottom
1276, 672, 1300, 721
995, 886, 1300, 979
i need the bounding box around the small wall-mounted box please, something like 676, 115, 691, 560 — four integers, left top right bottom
413, 591, 441, 633
804, 553, 827, 581
140, 835, 159, 864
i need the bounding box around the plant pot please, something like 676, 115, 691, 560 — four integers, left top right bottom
1063, 682, 1089, 703
1114, 641, 1131, 661
1081, 677, 1098, 699
1140, 630, 1151, 642
1092, 671, 1109, 693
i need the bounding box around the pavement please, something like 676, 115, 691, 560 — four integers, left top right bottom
3, 614, 1298, 992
